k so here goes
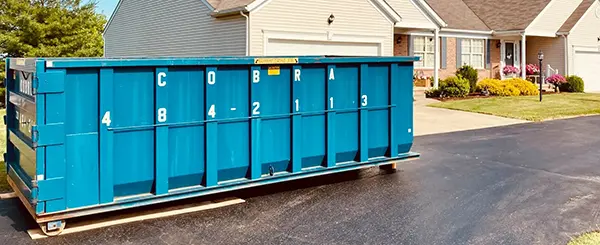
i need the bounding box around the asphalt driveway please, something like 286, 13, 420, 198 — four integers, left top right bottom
2, 116, 600, 244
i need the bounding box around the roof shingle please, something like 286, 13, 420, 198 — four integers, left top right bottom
460, 0, 552, 31
558, 0, 596, 33
424, 0, 490, 31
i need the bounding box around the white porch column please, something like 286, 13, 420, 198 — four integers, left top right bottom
521, 34, 527, 79
433, 29, 440, 88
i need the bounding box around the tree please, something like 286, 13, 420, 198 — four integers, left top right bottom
0, 0, 107, 82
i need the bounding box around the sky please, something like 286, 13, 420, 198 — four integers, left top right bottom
95, 0, 119, 18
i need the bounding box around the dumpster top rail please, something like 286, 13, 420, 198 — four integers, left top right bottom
8, 56, 420, 72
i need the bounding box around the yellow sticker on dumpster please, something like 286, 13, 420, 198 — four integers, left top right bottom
268, 66, 280, 76
15, 58, 25, 66
254, 58, 298, 65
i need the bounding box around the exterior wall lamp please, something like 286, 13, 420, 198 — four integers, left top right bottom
328, 14, 335, 25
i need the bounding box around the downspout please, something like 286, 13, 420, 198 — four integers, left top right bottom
240, 11, 250, 56
561, 34, 568, 75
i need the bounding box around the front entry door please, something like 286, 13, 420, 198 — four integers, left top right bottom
505, 42, 515, 66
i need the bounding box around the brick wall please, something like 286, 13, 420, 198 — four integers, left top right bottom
394, 34, 409, 56
489, 39, 502, 79
395, 36, 498, 82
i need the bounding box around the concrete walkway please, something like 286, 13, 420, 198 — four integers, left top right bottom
414, 98, 528, 136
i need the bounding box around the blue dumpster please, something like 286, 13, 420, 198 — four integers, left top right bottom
4, 56, 419, 235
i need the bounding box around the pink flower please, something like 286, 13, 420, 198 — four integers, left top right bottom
545, 74, 566, 85
503, 65, 521, 75
526, 64, 540, 75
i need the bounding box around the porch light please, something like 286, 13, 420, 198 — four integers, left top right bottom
538, 50, 544, 102
328, 14, 335, 25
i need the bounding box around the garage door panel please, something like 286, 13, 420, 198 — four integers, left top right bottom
266, 39, 381, 56
574, 51, 600, 93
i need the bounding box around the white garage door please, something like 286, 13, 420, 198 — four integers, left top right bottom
574, 51, 600, 92
266, 39, 381, 56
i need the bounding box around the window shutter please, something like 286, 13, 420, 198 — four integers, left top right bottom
456, 38, 462, 68
441, 37, 447, 69
409, 35, 414, 56
486, 39, 491, 69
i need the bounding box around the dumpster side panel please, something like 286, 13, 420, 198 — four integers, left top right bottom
112, 68, 155, 197
65, 69, 100, 208
395, 63, 415, 153
166, 67, 205, 190
296, 66, 326, 169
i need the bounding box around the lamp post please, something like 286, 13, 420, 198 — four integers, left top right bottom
538, 50, 544, 102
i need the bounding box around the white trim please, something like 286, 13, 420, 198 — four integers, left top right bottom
102, 0, 125, 36
459, 38, 486, 69
412, 0, 448, 27
573, 45, 600, 52
521, 34, 527, 79
262, 29, 386, 56
569, 0, 599, 34
394, 22, 438, 29
562, 34, 569, 75
433, 29, 440, 88
441, 28, 493, 35
369, 0, 401, 24
439, 32, 491, 40
246, 0, 272, 12
493, 30, 525, 37
371, 0, 402, 24
199, 0, 216, 11
500, 40, 522, 79
411, 35, 436, 69
405, 31, 435, 36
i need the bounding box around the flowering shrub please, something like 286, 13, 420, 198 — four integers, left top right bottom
413, 70, 431, 81
526, 64, 540, 75
503, 65, 521, 76
545, 74, 567, 85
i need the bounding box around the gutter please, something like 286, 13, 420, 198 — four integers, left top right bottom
441, 28, 493, 35
240, 11, 250, 56
492, 30, 526, 37
561, 33, 569, 75
211, 6, 249, 17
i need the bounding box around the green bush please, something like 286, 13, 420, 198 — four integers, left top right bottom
439, 76, 470, 97
424, 88, 441, 98
560, 75, 585, 93
505, 78, 539, 96
476, 78, 520, 96
456, 65, 478, 93
424, 76, 470, 98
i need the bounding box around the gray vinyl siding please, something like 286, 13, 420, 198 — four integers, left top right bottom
104, 0, 246, 58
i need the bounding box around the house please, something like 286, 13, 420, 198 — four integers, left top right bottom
104, 0, 405, 57
392, 0, 600, 92
104, 0, 452, 84
104, 0, 600, 91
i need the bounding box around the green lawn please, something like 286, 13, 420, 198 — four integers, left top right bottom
429, 93, 600, 122
0, 109, 8, 193
569, 232, 600, 245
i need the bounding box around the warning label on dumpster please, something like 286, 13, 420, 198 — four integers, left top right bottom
268, 66, 280, 76
254, 58, 298, 65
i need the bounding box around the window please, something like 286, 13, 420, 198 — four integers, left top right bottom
461, 39, 485, 69
413, 36, 435, 68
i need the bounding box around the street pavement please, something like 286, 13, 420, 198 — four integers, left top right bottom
1, 116, 600, 244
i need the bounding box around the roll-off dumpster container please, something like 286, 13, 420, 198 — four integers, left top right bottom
4, 56, 419, 235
